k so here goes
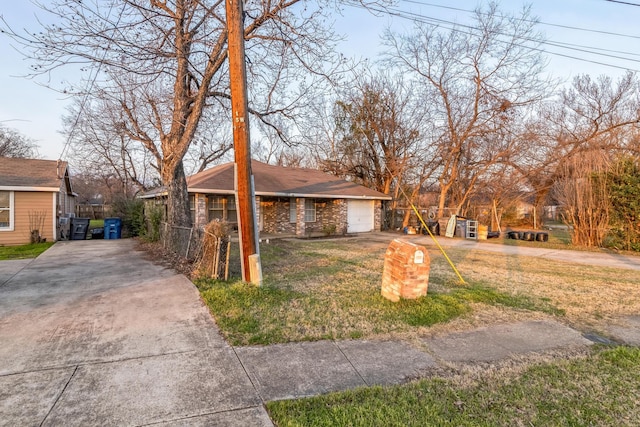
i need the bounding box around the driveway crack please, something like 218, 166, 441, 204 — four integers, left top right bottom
40, 365, 78, 427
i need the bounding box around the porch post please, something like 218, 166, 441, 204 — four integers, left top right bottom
296, 198, 306, 237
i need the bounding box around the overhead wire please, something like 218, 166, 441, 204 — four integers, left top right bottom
400, 0, 640, 40
343, 1, 640, 73
389, 4, 640, 72
604, 0, 640, 6
58, 2, 124, 161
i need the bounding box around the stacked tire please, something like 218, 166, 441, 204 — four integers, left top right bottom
507, 231, 549, 242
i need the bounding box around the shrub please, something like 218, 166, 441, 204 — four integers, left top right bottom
144, 202, 164, 242
110, 198, 145, 237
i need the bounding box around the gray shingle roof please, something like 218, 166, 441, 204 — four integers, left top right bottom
0, 157, 69, 190
187, 160, 391, 200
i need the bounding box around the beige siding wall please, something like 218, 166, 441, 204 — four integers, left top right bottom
0, 192, 54, 246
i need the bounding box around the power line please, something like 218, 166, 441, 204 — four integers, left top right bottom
400, 0, 640, 40
388, 5, 640, 68
604, 0, 640, 6
343, 1, 640, 73
58, 2, 126, 161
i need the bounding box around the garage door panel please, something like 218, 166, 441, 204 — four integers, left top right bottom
347, 200, 374, 233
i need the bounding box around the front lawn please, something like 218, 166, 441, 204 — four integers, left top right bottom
195, 235, 640, 345
267, 346, 640, 426
194, 238, 564, 345
0, 242, 54, 260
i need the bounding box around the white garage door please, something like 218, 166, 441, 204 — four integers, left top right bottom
347, 200, 374, 233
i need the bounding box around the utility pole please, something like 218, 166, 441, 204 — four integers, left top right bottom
226, 0, 261, 284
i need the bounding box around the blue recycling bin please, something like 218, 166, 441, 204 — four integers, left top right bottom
104, 217, 122, 239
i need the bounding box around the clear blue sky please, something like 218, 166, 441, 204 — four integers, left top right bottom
1, 0, 639, 161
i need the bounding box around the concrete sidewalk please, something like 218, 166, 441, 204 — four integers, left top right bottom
234, 320, 592, 401
1, 239, 638, 426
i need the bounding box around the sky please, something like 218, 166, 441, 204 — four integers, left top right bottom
1, 0, 639, 162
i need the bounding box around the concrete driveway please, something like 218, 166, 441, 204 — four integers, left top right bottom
0, 240, 271, 426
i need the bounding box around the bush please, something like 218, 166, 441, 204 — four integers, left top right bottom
606, 156, 640, 252
603, 228, 640, 252
110, 198, 145, 237
144, 203, 164, 242
322, 224, 337, 236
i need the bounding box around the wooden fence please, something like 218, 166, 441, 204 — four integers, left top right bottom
75, 204, 112, 219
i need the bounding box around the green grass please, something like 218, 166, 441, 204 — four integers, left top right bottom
0, 242, 54, 260
194, 240, 562, 345
89, 219, 104, 228
267, 346, 640, 426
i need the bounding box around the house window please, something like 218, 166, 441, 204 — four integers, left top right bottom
304, 199, 316, 222
289, 198, 296, 223
208, 196, 224, 221
207, 195, 238, 223
189, 194, 196, 224
0, 191, 14, 231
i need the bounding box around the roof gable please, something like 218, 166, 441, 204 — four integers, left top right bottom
187, 160, 391, 200
0, 157, 70, 191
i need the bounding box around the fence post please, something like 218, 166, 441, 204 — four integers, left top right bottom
185, 227, 194, 258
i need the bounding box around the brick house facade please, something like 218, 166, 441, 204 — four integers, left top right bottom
150, 161, 390, 237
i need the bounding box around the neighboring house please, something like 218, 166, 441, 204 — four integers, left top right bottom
0, 157, 77, 245
143, 160, 392, 236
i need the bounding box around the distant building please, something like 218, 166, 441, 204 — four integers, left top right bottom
0, 158, 76, 245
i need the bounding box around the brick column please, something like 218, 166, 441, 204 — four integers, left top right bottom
381, 239, 430, 302
196, 193, 207, 228
296, 197, 305, 236
374, 200, 382, 231
338, 199, 348, 234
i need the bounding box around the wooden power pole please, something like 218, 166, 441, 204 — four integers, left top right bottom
226, 0, 261, 284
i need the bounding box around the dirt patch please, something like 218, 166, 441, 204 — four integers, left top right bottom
136, 239, 196, 277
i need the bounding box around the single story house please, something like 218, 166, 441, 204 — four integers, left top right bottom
144, 160, 392, 236
0, 157, 76, 245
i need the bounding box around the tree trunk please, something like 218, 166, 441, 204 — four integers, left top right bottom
164, 160, 192, 229
437, 180, 454, 218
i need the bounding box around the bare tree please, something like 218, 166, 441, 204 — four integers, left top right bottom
3, 0, 372, 234
518, 72, 640, 217
384, 2, 551, 218
0, 124, 39, 158
63, 96, 155, 196
64, 91, 233, 182
319, 69, 427, 195
552, 150, 611, 247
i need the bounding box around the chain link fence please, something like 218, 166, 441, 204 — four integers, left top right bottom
160, 222, 204, 261
159, 221, 233, 280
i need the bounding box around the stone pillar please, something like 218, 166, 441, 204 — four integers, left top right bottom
296, 197, 306, 236
337, 199, 348, 234
374, 200, 382, 231
196, 193, 208, 228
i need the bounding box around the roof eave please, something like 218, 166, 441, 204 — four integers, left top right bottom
0, 186, 61, 192
263, 191, 392, 200
188, 188, 391, 200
